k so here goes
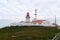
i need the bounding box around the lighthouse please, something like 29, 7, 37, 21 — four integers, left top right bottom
26, 12, 30, 23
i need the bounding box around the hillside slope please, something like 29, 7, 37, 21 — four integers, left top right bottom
0, 26, 60, 40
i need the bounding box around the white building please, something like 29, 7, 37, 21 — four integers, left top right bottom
11, 9, 56, 27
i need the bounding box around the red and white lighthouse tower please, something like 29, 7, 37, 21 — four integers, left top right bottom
26, 12, 30, 23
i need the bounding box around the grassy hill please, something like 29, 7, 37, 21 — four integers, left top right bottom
0, 26, 60, 40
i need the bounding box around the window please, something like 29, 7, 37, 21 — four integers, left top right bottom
38, 23, 41, 24
33, 22, 36, 24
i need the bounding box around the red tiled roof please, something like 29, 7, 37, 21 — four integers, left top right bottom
32, 20, 46, 22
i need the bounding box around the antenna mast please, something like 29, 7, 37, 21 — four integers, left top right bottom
55, 16, 56, 25
55, 15, 57, 26
35, 9, 37, 20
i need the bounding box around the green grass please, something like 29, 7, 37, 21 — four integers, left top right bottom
0, 26, 60, 40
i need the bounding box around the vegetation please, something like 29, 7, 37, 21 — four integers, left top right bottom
0, 26, 60, 40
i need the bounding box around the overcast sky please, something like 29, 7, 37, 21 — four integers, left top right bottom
0, 0, 60, 22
